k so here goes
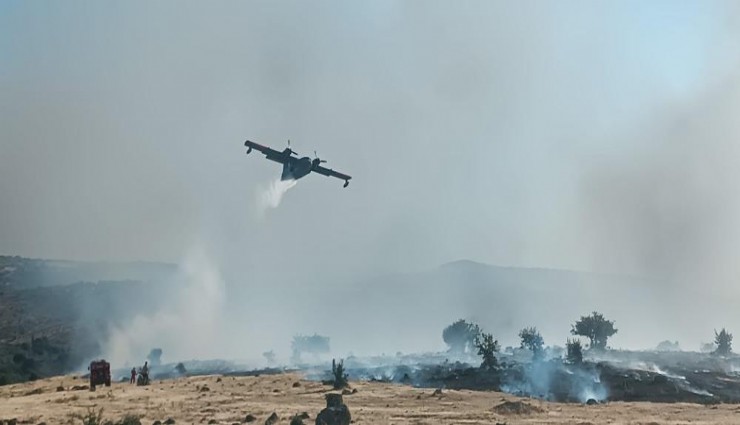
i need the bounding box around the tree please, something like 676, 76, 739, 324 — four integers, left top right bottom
656, 340, 680, 352
291, 334, 330, 363
518, 327, 545, 360
565, 339, 583, 364
147, 348, 163, 366
263, 350, 276, 364
714, 328, 733, 356
570, 311, 617, 350
442, 319, 481, 354
474, 332, 500, 369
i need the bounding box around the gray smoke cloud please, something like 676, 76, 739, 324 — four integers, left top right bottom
2, 1, 740, 361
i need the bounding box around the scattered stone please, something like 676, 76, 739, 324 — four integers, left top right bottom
341, 389, 352, 395
70, 385, 89, 391
432, 388, 443, 396
164, 418, 175, 425
493, 401, 544, 415
351, 389, 357, 394
200, 386, 210, 392
244, 415, 256, 423
315, 394, 351, 425
56, 386, 65, 392
292, 381, 301, 388
216, 377, 222, 383
208, 420, 217, 424
297, 413, 309, 420
585, 398, 599, 405
289, 416, 304, 425
265, 412, 278, 425
153, 421, 162, 425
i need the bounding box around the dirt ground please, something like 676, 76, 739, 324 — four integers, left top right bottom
1, 373, 740, 425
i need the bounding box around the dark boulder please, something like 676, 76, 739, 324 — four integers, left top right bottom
315, 394, 351, 425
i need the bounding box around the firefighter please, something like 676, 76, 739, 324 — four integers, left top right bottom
142, 361, 149, 383
130, 367, 136, 384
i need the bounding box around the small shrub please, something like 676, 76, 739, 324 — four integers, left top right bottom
331, 358, 348, 389
116, 414, 141, 425
714, 328, 733, 356
566, 339, 583, 364
80, 407, 104, 425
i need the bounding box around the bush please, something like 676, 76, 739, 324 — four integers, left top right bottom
79, 407, 104, 425
331, 358, 348, 389
116, 414, 141, 425
566, 339, 583, 364
714, 328, 733, 356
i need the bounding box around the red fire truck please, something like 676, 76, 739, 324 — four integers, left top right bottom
88, 359, 111, 390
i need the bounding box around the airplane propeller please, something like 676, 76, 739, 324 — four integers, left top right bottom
287, 139, 297, 156
314, 150, 327, 164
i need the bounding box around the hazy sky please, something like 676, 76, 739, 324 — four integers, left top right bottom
2, 0, 740, 283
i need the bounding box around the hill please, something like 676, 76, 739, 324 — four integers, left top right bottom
0, 257, 176, 384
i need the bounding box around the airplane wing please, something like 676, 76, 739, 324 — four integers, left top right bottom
313, 164, 353, 187
244, 140, 289, 164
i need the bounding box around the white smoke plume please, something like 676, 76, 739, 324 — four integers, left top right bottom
102, 246, 225, 367
256, 178, 297, 215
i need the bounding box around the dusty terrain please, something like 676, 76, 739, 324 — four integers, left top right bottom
2, 373, 740, 425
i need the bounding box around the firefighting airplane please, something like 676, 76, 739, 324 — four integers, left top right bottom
244, 140, 352, 188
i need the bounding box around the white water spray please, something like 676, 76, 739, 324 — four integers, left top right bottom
257, 178, 297, 214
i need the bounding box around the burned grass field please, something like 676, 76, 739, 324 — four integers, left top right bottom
4, 372, 740, 425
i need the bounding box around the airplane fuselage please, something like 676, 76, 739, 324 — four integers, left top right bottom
281, 156, 317, 181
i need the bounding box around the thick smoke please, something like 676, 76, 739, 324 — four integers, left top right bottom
579, 77, 740, 285
3, 1, 740, 364
574, 74, 740, 347
102, 246, 225, 367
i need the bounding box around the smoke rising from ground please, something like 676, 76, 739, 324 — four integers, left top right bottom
103, 246, 225, 367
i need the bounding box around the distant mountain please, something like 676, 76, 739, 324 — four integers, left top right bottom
0, 255, 177, 289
